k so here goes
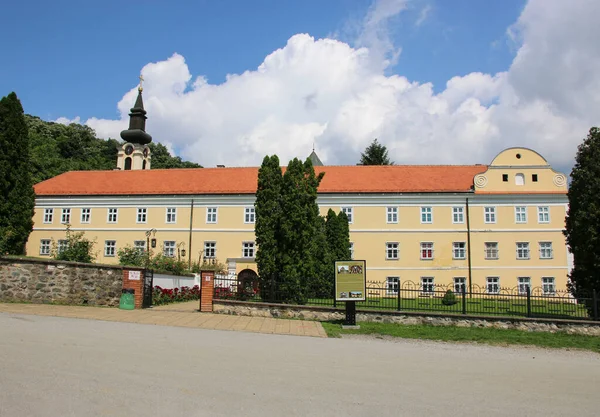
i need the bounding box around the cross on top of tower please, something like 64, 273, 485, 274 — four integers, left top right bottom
138, 74, 144, 92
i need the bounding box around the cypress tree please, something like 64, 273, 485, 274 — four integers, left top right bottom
254, 155, 283, 301
326, 209, 351, 261
0, 92, 35, 255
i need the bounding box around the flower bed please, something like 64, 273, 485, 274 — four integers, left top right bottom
152, 285, 201, 306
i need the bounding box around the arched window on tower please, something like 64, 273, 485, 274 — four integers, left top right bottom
142, 160, 147, 170
125, 157, 132, 170
515, 173, 525, 186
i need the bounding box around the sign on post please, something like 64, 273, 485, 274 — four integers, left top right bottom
335, 260, 366, 302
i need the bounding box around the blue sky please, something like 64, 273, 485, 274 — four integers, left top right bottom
1, 0, 523, 121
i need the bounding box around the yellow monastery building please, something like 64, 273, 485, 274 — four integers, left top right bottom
26, 88, 570, 295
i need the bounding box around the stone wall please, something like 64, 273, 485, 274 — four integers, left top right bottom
0, 257, 124, 307
213, 300, 600, 336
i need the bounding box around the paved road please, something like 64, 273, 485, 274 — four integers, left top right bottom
0, 313, 598, 417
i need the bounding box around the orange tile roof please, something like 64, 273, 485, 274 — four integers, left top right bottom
33, 165, 489, 196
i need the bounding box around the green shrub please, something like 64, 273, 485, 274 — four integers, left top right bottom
441, 289, 458, 306
150, 254, 188, 275
118, 245, 147, 267
52, 225, 95, 263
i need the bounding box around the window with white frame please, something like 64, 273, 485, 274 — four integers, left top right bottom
136, 208, 147, 223
453, 277, 466, 294
421, 277, 434, 294
538, 206, 550, 223
204, 241, 216, 259
386, 277, 399, 295
166, 208, 177, 224
484, 206, 496, 223
80, 208, 91, 223
386, 207, 398, 223
539, 242, 553, 259
452, 242, 466, 259
486, 277, 500, 294
349, 242, 354, 260
206, 207, 218, 223
515, 206, 527, 223
104, 240, 116, 257
39, 239, 51, 256
518, 277, 531, 295
515, 173, 525, 185
134, 240, 146, 252
386, 242, 399, 260
242, 242, 255, 258
421, 207, 432, 223
107, 208, 118, 223
43, 208, 53, 224
341, 207, 353, 224
420, 242, 434, 260
452, 207, 464, 224
245, 207, 255, 223
58, 239, 68, 254
542, 277, 556, 295
516, 242, 530, 259
485, 242, 499, 259
61, 208, 71, 224
163, 241, 175, 257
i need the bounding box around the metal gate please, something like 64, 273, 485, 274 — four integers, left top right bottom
142, 269, 154, 308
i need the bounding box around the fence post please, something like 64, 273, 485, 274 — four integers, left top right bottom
593, 289, 598, 321
397, 286, 401, 311
526, 286, 532, 318
333, 285, 337, 308
269, 276, 275, 303
461, 283, 467, 315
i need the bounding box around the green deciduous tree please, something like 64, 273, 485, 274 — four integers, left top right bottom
358, 138, 394, 165
52, 225, 96, 263
0, 92, 35, 255
564, 127, 600, 305
254, 155, 283, 301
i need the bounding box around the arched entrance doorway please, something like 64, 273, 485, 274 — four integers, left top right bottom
237, 269, 259, 300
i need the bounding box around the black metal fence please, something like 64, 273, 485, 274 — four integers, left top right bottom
213, 276, 599, 321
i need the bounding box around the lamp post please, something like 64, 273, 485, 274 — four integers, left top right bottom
177, 242, 186, 261
145, 228, 157, 267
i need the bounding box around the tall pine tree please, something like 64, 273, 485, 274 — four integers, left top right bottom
0, 92, 35, 255
254, 155, 283, 301
358, 138, 394, 165
564, 127, 600, 302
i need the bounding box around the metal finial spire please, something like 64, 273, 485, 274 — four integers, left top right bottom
138, 74, 144, 92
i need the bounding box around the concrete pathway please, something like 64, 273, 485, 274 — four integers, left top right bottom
0, 302, 327, 338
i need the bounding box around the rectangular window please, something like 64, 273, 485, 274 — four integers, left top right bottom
516, 242, 530, 259
242, 242, 255, 258
386, 277, 399, 295
107, 208, 118, 223
386, 207, 398, 223
453, 277, 466, 294
532, 174, 538, 182
421, 277, 434, 294
136, 208, 147, 223
39, 239, 51, 256
542, 277, 556, 295
515, 206, 527, 223
204, 241, 216, 259
245, 207, 255, 224
80, 208, 91, 224
163, 241, 175, 258
134, 240, 146, 251
43, 208, 53, 224
206, 207, 218, 224
485, 242, 499, 260
341, 207, 353, 224
61, 208, 71, 224
538, 206, 550, 223
539, 242, 553, 259
166, 208, 177, 224
58, 239, 68, 254
452, 242, 466, 259
518, 277, 531, 295
349, 242, 354, 260
484, 206, 496, 223
104, 240, 116, 257
420, 207, 432, 224
486, 277, 500, 294
502, 174, 508, 182
420, 242, 434, 260
452, 207, 464, 224
386, 242, 399, 260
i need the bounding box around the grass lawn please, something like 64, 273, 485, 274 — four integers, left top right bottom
321, 321, 600, 353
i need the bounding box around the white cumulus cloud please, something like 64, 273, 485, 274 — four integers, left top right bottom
65, 0, 600, 172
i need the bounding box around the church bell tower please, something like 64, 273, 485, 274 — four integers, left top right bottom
117, 75, 152, 170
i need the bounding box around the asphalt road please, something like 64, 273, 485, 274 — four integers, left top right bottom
0, 313, 598, 417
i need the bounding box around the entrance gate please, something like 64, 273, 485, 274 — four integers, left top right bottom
142, 269, 154, 308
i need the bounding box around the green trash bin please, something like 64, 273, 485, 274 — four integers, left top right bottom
119, 289, 135, 310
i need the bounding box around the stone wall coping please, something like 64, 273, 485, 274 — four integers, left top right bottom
0, 256, 144, 271
213, 299, 600, 327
